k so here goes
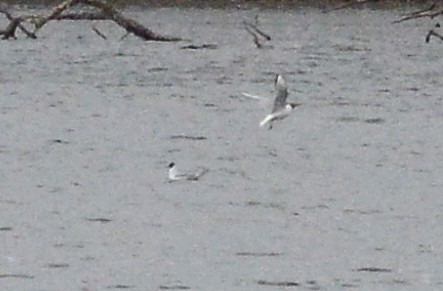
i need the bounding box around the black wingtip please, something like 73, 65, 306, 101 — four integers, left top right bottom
289, 103, 301, 109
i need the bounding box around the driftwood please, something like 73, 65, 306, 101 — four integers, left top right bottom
393, 2, 443, 24
0, 0, 181, 41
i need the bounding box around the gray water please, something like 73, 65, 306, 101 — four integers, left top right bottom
1, 6, 443, 291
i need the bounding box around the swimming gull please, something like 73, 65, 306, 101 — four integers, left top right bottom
168, 162, 208, 182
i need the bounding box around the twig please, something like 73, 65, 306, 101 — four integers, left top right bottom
91, 22, 106, 39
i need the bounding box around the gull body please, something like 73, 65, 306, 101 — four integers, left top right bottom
259, 74, 300, 129
168, 162, 207, 182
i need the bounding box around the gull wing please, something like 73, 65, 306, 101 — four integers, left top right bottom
240, 92, 264, 100
271, 86, 288, 113
271, 75, 289, 113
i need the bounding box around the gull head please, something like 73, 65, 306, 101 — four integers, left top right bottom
274, 74, 287, 92
168, 162, 179, 181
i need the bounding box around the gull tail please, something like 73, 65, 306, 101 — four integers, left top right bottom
184, 167, 209, 181
193, 167, 209, 180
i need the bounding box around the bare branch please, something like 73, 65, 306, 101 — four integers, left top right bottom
0, 0, 182, 41
0, 7, 36, 39
79, 0, 181, 41
393, 2, 443, 24
33, 0, 78, 32
406, 2, 436, 17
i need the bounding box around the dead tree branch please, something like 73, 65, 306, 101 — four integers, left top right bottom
33, 0, 77, 32
0, 0, 182, 41
393, 2, 443, 24
79, 0, 181, 41
0, 7, 36, 39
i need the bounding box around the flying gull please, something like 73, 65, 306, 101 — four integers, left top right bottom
259, 74, 300, 129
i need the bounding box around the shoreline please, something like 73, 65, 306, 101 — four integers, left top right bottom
0, 0, 431, 9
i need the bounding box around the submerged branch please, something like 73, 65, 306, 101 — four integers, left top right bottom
242, 20, 271, 41
242, 16, 271, 49
426, 23, 443, 42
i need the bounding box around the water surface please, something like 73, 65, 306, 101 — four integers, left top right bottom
1, 6, 443, 291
